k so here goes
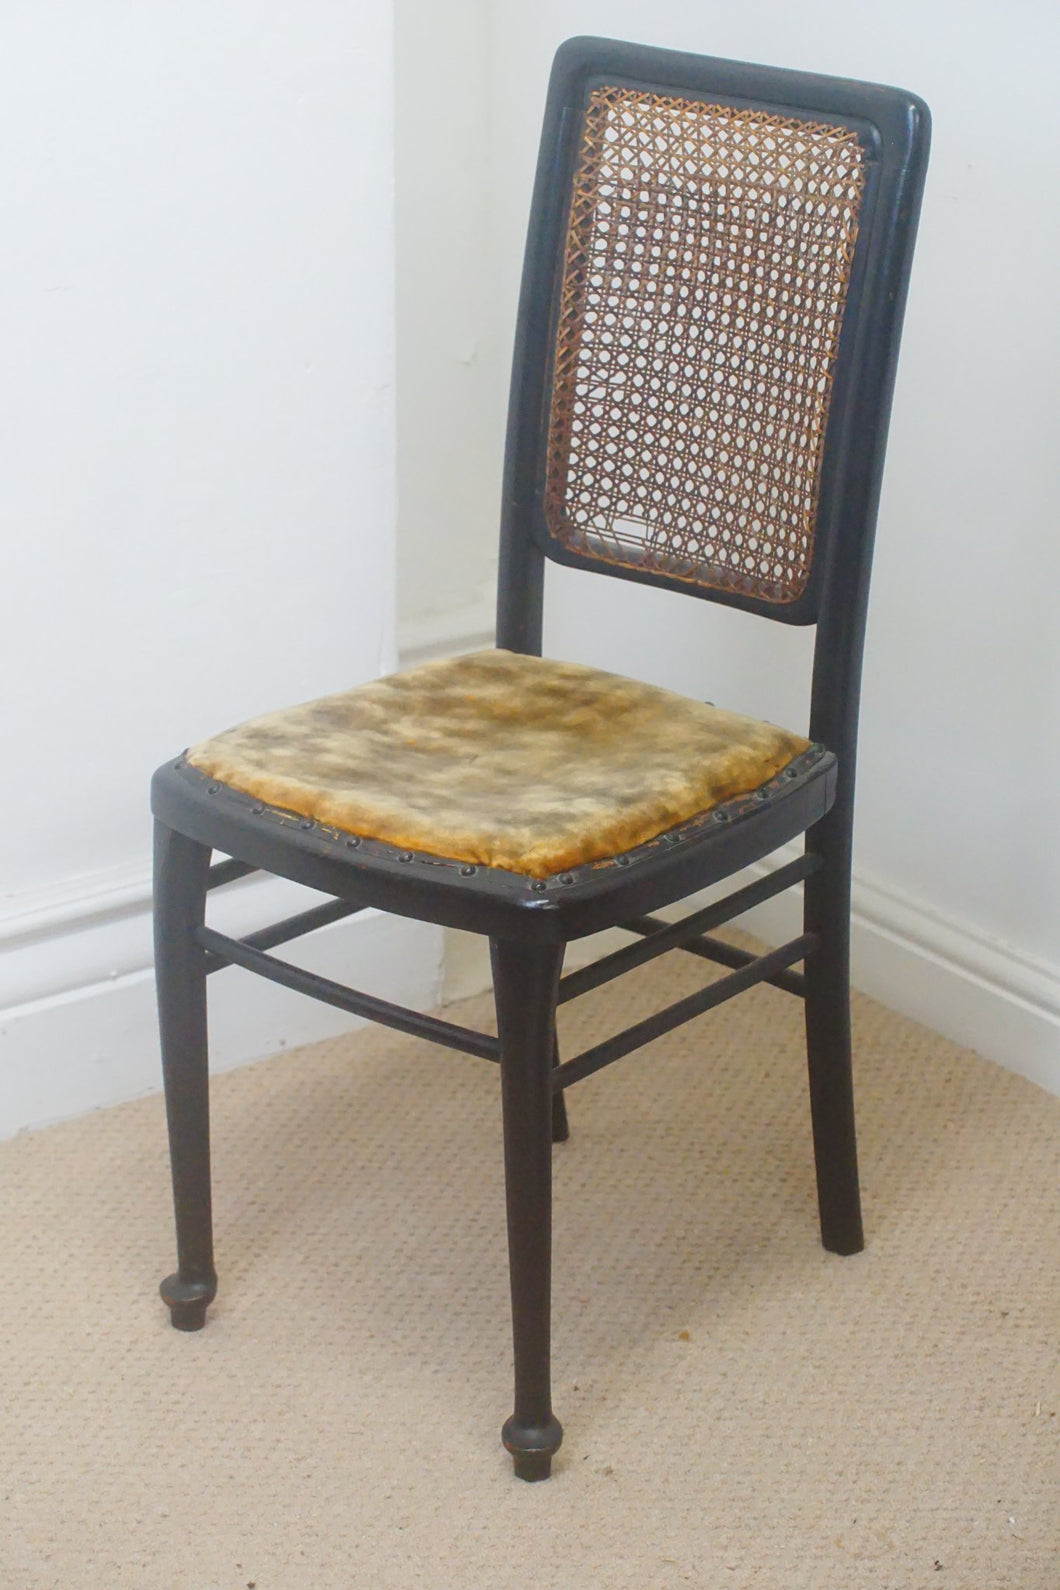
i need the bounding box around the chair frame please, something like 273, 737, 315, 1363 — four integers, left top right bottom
151, 37, 929, 1481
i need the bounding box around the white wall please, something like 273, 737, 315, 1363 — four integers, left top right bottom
4, 2, 1055, 1135
393, 0, 499, 659
0, 3, 442, 1136
410, 2, 1060, 1088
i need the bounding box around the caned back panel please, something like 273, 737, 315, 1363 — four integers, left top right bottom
544, 85, 867, 605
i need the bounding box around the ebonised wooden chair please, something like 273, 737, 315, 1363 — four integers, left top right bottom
152, 37, 929, 1481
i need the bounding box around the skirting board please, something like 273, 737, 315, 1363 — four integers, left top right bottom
738, 846, 1059, 1098
0, 866, 443, 1140
444, 847, 1060, 1098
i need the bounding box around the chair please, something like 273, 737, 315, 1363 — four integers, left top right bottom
151, 37, 930, 1481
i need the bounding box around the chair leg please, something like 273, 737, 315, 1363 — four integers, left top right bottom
551, 1029, 569, 1143
491, 939, 565, 1481
803, 817, 864, 1256
154, 820, 218, 1329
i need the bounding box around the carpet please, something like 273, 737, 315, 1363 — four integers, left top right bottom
2, 950, 1057, 1588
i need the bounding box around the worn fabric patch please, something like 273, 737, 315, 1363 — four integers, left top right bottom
187, 649, 808, 878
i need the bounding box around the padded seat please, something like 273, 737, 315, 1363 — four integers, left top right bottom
187, 649, 809, 879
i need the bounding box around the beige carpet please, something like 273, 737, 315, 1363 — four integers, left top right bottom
2, 951, 1057, 1589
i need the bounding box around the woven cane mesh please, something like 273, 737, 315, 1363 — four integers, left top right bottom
544, 86, 867, 604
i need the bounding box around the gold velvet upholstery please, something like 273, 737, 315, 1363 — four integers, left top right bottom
187, 649, 809, 879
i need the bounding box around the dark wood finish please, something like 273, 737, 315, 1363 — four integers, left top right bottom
553, 935, 816, 1092
620, 919, 808, 999
557, 855, 817, 1003
155, 822, 216, 1330
802, 810, 864, 1253
197, 926, 501, 1063
206, 857, 257, 890
151, 37, 929, 1478
551, 1031, 569, 1144
201, 897, 367, 972
491, 940, 566, 1480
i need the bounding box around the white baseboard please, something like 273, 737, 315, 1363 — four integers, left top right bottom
0, 865, 443, 1140
443, 850, 1060, 1098
738, 846, 1060, 1097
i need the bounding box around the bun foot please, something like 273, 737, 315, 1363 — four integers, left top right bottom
160, 1272, 216, 1331
502, 1414, 563, 1481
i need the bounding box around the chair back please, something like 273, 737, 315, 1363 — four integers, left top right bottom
497, 37, 930, 679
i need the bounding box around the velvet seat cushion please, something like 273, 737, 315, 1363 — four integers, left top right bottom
187, 649, 809, 880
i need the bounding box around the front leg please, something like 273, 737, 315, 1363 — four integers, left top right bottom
154, 820, 217, 1329
490, 938, 566, 1480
